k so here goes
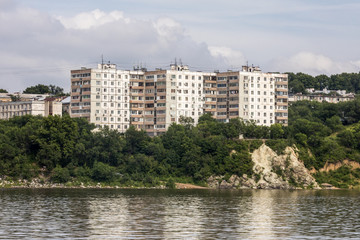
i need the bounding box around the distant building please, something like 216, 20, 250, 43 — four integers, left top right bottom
0, 93, 51, 102
0, 94, 62, 120
289, 88, 355, 103
61, 96, 71, 114
70, 63, 288, 135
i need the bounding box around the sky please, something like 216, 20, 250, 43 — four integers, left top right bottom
1, 0, 360, 92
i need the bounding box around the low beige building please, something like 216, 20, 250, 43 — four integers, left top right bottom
0, 98, 62, 120
289, 93, 355, 103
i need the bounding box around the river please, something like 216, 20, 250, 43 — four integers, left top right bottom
0, 189, 359, 239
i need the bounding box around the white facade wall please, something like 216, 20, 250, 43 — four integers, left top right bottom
0, 101, 46, 119
239, 73, 277, 126
52, 102, 63, 116
90, 64, 143, 131
166, 70, 206, 126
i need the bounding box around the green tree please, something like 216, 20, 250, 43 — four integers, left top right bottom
0, 88, 8, 93
23, 84, 51, 94
23, 84, 64, 96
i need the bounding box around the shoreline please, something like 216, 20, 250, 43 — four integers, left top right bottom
0, 182, 346, 190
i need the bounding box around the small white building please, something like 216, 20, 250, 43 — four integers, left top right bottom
0, 99, 62, 120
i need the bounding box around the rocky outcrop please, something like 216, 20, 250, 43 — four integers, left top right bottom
207, 144, 320, 189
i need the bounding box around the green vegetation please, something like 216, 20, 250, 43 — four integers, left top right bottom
23, 84, 66, 96
287, 72, 360, 94
0, 88, 8, 93
0, 114, 271, 187
314, 166, 360, 188
2, 94, 360, 188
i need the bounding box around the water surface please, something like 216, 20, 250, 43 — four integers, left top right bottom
0, 189, 359, 239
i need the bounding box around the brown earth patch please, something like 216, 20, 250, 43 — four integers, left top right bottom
319, 159, 360, 172
175, 183, 208, 189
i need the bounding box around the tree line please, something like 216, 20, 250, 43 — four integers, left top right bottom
287, 72, 360, 94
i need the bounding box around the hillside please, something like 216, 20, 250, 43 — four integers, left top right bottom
1, 97, 360, 189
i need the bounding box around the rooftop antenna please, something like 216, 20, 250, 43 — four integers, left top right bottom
101, 54, 104, 65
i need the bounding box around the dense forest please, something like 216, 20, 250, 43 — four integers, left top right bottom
287, 72, 360, 94
1, 96, 360, 188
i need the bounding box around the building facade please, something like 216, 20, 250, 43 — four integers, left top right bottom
0, 99, 62, 120
70, 63, 288, 135
289, 93, 355, 103
206, 66, 288, 125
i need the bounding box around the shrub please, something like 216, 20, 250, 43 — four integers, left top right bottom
91, 161, 115, 182
51, 165, 70, 183
166, 178, 176, 189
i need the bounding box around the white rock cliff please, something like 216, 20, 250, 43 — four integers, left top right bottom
208, 144, 319, 189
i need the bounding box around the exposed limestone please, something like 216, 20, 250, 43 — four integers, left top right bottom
207, 144, 320, 189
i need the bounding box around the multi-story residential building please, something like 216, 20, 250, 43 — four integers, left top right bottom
70, 62, 288, 135
70, 63, 142, 132
208, 66, 288, 126
137, 64, 215, 136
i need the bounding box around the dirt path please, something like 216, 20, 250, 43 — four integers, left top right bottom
175, 183, 208, 189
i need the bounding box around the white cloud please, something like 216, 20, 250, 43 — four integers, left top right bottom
56, 9, 129, 29
270, 52, 360, 75
0, 4, 229, 92
208, 46, 246, 68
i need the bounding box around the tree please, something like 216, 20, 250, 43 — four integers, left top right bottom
23, 84, 51, 94
0, 88, 8, 93
270, 124, 285, 139
10, 94, 21, 102
179, 116, 194, 129
23, 84, 65, 96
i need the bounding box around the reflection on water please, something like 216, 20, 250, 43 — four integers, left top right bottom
0, 189, 360, 239
247, 190, 276, 239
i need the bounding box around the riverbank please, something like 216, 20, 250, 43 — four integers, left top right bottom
0, 177, 348, 190
0, 177, 212, 189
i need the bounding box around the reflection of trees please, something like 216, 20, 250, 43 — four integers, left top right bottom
0, 189, 92, 239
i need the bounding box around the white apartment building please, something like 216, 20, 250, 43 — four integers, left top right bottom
208, 66, 288, 126
70, 63, 288, 135
70, 63, 143, 131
